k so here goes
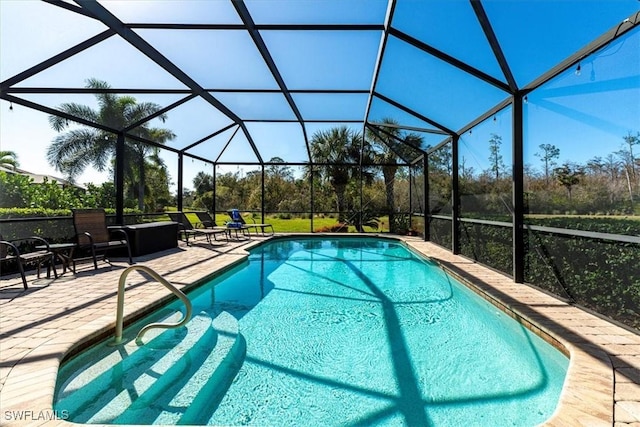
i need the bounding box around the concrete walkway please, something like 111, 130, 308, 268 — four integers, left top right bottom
0, 236, 638, 426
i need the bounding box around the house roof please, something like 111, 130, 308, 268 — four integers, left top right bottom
0, 166, 86, 190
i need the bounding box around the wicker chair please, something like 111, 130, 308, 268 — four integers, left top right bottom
0, 236, 58, 289
72, 209, 132, 269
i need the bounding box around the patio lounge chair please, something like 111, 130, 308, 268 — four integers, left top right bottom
193, 211, 251, 240
227, 209, 274, 236
0, 236, 58, 289
194, 211, 220, 229
167, 212, 228, 245
72, 209, 133, 269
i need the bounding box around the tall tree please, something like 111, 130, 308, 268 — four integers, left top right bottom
603, 153, 621, 183
428, 144, 453, 214
535, 143, 560, 187
47, 78, 175, 211
193, 171, 214, 196
620, 131, 639, 179
488, 133, 505, 180
554, 163, 584, 201
265, 157, 295, 212
459, 156, 475, 181
140, 150, 172, 211
366, 118, 423, 233
617, 132, 639, 204
266, 156, 293, 181
309, 126, 362, 222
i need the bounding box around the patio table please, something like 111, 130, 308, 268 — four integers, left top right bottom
35, 242, 76, 274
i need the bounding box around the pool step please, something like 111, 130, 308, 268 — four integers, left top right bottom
169, 311, 246, 425
72, 312, 246, 424
55, 310, 216, 423
105, 312, 221, 424
108, 311, 245, 425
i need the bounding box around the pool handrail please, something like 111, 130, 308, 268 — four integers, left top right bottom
111, 265, 193, 345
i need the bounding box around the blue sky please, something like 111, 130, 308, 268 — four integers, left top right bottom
1, 0, 638, 191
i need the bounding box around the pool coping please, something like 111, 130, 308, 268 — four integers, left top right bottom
0, 235, 638, 426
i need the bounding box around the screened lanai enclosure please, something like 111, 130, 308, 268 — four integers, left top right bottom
1, 0, 639, 330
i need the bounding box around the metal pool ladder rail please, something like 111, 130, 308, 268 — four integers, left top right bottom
111, 265, 193, 345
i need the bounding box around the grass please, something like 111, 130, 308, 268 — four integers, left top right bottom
241, 214, 391, 233
213, 214, 358, 233
167, 209, 392, 233
171, 212, 387, 233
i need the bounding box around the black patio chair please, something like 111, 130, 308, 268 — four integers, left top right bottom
0, 235, 58, 289
194, 211, 220, 229
167, 212, 228, 245
72, 208, 132, 269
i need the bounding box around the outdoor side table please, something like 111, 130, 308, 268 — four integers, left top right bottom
36, 242, 76, 274
225, 224, 251, 240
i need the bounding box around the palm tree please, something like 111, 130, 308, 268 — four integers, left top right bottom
0, 150, 19, 170
47, 78, 175, 211
366, 118, 423, 233
124, 145, 173, 210
140, 147, 172, 211
309, 126, 363, 222
123, 131, 175, 210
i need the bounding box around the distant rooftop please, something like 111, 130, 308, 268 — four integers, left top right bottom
0, 166, 86, 190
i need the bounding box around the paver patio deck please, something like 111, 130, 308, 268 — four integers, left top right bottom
1, 235, 638, 426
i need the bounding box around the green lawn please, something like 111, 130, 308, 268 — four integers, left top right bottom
167, 209, 391, 233
213, 214, 369, 233
171, 212, 387, 233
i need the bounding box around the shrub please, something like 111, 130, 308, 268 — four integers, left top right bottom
314, 223, 349, 232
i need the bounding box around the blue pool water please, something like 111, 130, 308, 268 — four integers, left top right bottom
54, 237, 568, 426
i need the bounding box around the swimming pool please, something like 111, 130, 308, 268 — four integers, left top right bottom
54, 237, 568, 426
